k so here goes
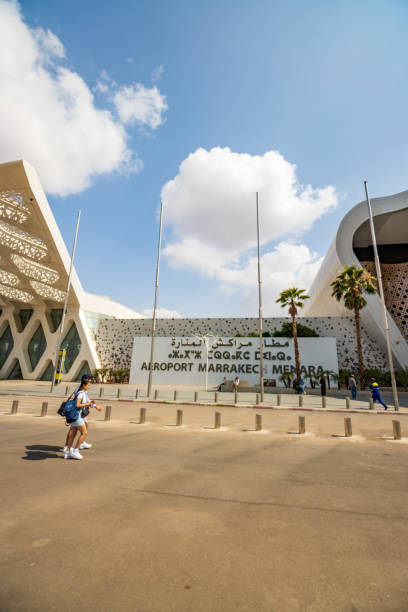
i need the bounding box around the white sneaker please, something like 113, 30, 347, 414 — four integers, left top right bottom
70, 449, 83, 460
80, 442, 92, 450
62, 445, 69, 453
64, 450, 71, 459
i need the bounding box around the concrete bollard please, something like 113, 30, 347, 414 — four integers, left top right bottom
369, 398, 374, 410
176, 409, 183, 426
255, 414, 262, 431
392, 420, 402, 440
174, 390, 178, 401
135, 389, 139, 399
345, 397, 350, 410
99, 387, 104, 398
154, 389, 158, 400
256, 393, 260, 405
139, 407, 146, 424
277, 394, 281, 406
322, 396, 327, 408
117, 388, 121, 399
234, 389, 238, 404
194, 391, 198, 402
104, 405, 111, 421
65, 385, 69, 395
11, 400, 18, 415
214, 392, 218, 404
344, 417, 352, 437
40, 402, 48, 417
298, 395, 303, 407
299, 415, 306, 434
214, 411, 221, 429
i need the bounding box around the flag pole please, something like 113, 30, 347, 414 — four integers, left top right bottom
50, 210, 81, 393
256, 192, 264, 403
147, 201, 164, 397
364, 181, 399, 410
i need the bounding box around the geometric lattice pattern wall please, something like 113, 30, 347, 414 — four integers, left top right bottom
361, 261, 408, 342
95, 316, 389, 372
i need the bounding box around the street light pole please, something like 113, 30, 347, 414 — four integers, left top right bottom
50, 210, 81, 393
147, 201, 164, 398
256, 192, 264, 403
364, 181, 399, 411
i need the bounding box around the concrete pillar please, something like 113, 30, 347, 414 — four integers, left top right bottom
135, 389, 139, 399
234, 389, 238, 404
194, 391, 198, 402
65, 385, 69, 395
214, 411, 221, 429
256, 393, 260, 405
392, 420, 402, 440
369, 398, 374, 410
322, 396, 326, 408
140, 407, 146, 424
117, 388, 121, 399
298, 395, 303, 407
298, 416, 306, 434
104, 405, 111, 421
176, 409, 183, 426
345, 397, 350, 410
11, 400, 18, 415
214, 392, 218, 404
277, 394, 281, 406
174, 390, 178, 401
154, 389, 158, 400
40, 402, 48, 417
99, 387, 104, 398
344, 417, 352, 437
255, 414, 262, 431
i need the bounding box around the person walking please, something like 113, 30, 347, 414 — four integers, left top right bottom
348, 374, 357, 400
64, 378, 102, 459
319, 375, 326, 397
369, 378, 388, 410
233, 376, 240, 393
62, 374, 94, 453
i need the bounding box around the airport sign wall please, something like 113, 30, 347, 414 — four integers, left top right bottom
129, 336, 338, 387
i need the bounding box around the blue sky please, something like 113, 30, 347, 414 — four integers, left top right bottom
2, 0, 408, 317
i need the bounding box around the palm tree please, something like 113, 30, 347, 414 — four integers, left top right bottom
331, 266, 377, 388
276, 288, 310, 382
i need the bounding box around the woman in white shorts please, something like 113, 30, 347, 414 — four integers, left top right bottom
65, 379, 101, 459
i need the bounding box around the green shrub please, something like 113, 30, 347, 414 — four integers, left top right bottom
273, 322, 319, 337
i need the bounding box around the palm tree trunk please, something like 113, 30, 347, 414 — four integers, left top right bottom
292, 313, 300, 381
354, 307, 364, 388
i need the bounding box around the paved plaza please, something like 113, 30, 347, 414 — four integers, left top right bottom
1, 392, 408, 612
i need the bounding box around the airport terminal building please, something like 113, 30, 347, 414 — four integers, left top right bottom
0, 159, 406, 382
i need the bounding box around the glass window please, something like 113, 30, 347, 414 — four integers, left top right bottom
8, 359, 22, 379
74, 361, 91, 381
60, 323, 82, 373
0, 325, 14, 369
50, 309, 63, 332
28, 324, 47, 371
19, 309, 33, 330
40, 360, 53, 381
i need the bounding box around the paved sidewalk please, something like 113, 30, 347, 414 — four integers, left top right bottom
1, 407, 408, 611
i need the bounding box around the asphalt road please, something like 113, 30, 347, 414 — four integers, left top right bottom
1, 409, 408, 612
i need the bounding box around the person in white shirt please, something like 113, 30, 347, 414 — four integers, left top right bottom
64, 377, 101, 460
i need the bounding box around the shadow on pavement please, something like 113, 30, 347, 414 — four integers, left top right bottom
22, 444, 62, 460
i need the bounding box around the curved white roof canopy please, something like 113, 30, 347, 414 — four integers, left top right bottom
304, 189, 408, 368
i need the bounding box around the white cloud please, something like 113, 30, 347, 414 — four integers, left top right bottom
0, 1, 166, 196
142, 307, 182, 319
162, 147, 337, 314
113, 83, 167, 129
152, 64, 164, 83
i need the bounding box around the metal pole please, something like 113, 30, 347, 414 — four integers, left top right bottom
147, 201, 164, 397
364, 182, 399, 411
256, 192, 264, 402
50, 210, 81, 393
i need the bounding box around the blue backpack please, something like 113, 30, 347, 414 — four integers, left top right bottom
58, 391, 80, 423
